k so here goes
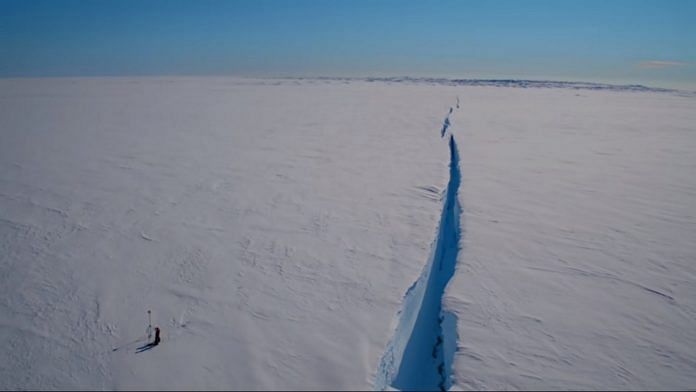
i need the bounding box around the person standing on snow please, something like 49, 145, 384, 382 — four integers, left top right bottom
135, 326, 161, 353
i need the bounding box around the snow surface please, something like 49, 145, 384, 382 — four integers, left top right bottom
448, 86, 696, 390
1, 77, 695, 390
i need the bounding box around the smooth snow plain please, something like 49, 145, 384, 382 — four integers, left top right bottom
1, 77, 695, 390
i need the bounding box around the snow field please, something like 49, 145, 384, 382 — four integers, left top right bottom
1, 77, 695, 390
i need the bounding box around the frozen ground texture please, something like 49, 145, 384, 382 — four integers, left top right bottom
449, 85, 696, 390
1, 77, 696, 390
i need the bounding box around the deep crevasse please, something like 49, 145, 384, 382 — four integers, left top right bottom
375, 135, 461, 391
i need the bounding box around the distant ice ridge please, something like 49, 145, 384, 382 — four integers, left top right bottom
287, 76, 692, 95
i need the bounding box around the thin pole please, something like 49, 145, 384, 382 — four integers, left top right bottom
147, 310, 152, 339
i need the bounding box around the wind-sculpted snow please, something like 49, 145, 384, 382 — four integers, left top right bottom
446, 86, 696, 389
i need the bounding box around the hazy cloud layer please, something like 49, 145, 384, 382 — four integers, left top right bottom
639, 60, 688, 69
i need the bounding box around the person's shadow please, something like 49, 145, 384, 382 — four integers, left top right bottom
135, 342, 158, 354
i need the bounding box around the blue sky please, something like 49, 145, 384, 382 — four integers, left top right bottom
1, 0, 695, 88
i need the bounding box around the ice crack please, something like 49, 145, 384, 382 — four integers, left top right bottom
376, 134, 462, 391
